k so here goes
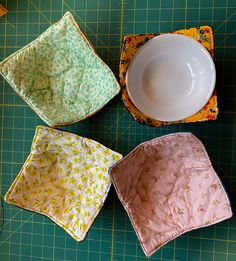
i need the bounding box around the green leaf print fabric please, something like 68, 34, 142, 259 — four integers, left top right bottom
5, 126, 122, 241
0, 12, 120, 127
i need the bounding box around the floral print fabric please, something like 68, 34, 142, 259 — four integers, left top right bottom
0, 4, 7, 17
110, 133, 232, 256
120, 26, 218, 126
0, 12, 120, 127
5, 126, 122, 241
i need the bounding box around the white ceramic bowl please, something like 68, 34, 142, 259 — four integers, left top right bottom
126, 34, 216, 122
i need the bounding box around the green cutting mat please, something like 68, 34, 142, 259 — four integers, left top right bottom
0, 0, 236, 260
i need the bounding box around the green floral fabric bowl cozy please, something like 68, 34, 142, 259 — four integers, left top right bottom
0, 12, 120, 127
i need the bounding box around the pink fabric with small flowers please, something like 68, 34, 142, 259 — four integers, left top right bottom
110, 133, 232, 257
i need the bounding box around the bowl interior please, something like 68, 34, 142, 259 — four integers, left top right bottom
126, 34, 216, 122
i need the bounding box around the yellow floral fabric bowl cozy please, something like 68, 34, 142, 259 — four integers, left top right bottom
5, 126, 122, 241
120, 26, 218, 127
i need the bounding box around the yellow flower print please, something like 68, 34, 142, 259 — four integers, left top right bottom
32, 190, 40, 197
87, 150, 92, 155
49, 177, 57, 183
59, 217, 65, 223
63, 223, 70, 230
64, 208, 70, 214
50, 198, 57, 205
93, 201, 99, 207
63, 152, 69, 158
31, 170, 37, 176
54, 134, 62, 141
73, 157, 81, 164
77, 184, 82, 190
48, 166, 55, 175
96, 143, 102, 149
104, 148, 110, 156
103, 158, 108, 165
85, 188, 91, 194
75, 201, 81, 209
92, 185, 98, 194
81, 176, 88, 183
74, 167, 80, 174
86, 198, 91, 204
33, 199, 40, 207
69, 177, 76, 185
63, 142, 73, 148
103, 176, 109, 183
54, 144, 60, 148
65, 171, 71, 177
82, 143, 89, 150
41, 206, 48, 212
96, 195, 103, 200
97, 154, 102, 160
66, 136, 72, 142
66, 162, 72, 170
46, 143, 52, 150
69, 214, 74, 220
72, 149, 79, 155
83, 211, 90, 218
33, 179, 40, 185
55, 184, 61, 190
75, 207, 81, 213
89, 172, 94, 179
37, 158, 45, 165
73, 220, 79, 227
42, 196, 47, 203
25, 165, 31, 171
57, 167, 63, 174
58, 157, 65, 164
54, 208, 60, 215
112, 154, 122, 161
72, 142, 77, 147
35, 144, 42, 150
74, 235, 80, 241
63, 187, 69, 194
33, 137, 40, 145
56, 146, 63, 153
83, 164, 91, 171
25, 158, 32, 166
15, 187, 21, 194
25, 185, 31, 191
47, 128, 56, 134
80, 223, 87, 232
69, 190, 75, 197
45, 188, 53, 194
60, 178, 67, 185
98, 173, 103, 180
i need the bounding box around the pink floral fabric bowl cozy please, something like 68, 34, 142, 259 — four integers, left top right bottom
109, 133, 232, 257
